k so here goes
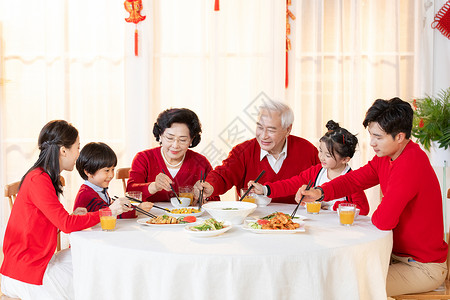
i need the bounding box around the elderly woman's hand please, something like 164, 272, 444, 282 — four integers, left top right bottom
149, 172, 173, 194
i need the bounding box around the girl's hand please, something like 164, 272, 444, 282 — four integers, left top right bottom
149, 173, 173, 194
138, 201, 154, 212
72, 207, 88, 215
247, 181, 264, 195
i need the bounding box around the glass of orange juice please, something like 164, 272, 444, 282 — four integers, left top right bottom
240, 188, 256, 203
338, 203, 356, 226
99, 208, 116, 231
179, 186, 194, 203
306, 201, 321, 214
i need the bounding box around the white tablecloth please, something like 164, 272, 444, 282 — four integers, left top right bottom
70, 203, 393, 300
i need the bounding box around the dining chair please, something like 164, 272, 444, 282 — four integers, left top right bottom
392, 221, 450, 299
4, 176, 66, 252
116, 167, 131, 194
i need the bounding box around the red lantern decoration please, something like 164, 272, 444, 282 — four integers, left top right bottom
124, 0, 146, 56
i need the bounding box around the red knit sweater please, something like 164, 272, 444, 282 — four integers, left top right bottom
321, 141, 447, 263
1, 168, 100, 284
74, 184, 136, 218
206, 136, 320, 203
266, 164, 369, 215
127, 147, 217, 202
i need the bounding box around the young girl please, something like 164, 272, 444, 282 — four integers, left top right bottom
251, 120, 369, 215
0, 120, 131, 300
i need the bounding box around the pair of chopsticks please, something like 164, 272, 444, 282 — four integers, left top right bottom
125, 195, 170, 213
198, 171, 206, 210
290, 180, 313, 218
112, 196, 157, 218
161, 168, 181, 204
239, 170, 266, 201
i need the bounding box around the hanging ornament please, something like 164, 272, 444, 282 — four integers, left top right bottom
286, 0, 296, 88
124, 0, 146, 56
214, 0, 220, 11
432, 0, 450, 39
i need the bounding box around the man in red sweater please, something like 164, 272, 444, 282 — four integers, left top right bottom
195, 99, 320, 204
299, 98, 448, 296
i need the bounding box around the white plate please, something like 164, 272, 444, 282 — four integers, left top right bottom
165, 207, 204, 218
137, 217, 195, 227
242, 220, 306, 234
184, 222, 232, 237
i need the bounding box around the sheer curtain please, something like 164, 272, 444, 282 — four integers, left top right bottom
0, 0, 436, 243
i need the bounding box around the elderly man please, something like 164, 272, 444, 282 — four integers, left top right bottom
195, 99, 319, 204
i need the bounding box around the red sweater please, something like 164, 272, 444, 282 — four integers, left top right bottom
266, 164, 369, 215
206, 136, 320, 203
1, 168, 100, 284
74, 184, 136, 218
127, 147, 217, 202
321, 141, 447, 263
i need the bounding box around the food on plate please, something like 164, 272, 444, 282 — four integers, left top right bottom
169, 207, 201, 214
249, 212, 300, 230
146, 215, 196, 224
189, 218, 224, 231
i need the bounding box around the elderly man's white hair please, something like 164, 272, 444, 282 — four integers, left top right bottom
258, 99, 294, 129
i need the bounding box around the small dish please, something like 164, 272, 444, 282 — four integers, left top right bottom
184, 222, 232, 237
137, 217, 193, 227
242, 220, 306, 234
170, 197, 191, 208
166, 207, 204, 218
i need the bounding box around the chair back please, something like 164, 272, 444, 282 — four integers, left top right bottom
116, 167, 131, 194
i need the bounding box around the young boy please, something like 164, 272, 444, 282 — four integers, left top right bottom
74, 142, 153, 218
298, 98, 448, 297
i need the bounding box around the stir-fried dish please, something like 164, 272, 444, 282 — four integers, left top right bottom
146, 215, 196, 224
249, 212, 300, 230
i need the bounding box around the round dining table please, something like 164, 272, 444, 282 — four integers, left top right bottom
70, 203, 393, 300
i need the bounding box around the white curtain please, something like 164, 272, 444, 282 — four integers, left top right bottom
1, 0, 448, 245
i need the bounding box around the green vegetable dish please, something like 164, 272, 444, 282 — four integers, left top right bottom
191, 218, 224, 231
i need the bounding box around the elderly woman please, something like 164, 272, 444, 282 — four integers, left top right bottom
127, 108, 217, 202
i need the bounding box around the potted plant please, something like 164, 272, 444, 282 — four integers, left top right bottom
411, 87, 450, 153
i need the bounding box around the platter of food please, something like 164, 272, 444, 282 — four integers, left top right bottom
242, 212, 306, 234
137, 215, 197, 227
184, 218, 232, 237
165, 206, 204, 218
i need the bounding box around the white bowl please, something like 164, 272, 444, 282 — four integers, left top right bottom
202, 201, 257, 225
253, 195, 272, 207
170, 197, 191, 208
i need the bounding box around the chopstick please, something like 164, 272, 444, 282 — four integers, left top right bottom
290, 180, 313, 219
198, 171, 205, 210
161, 168, 181, 204
124, 195, 170, 213
239, 170, 266, 201
113, 196, 159, 217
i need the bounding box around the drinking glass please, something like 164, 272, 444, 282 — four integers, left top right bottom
99, 208, 116, 231
338, 203, 356, 226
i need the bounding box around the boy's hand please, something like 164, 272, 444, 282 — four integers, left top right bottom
109, 197, 132, 216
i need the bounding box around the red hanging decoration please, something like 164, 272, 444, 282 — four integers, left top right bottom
286, 0, 295, 88
432, 0, 450, 39
124, 0, 146, 56
214, 0, 220, 11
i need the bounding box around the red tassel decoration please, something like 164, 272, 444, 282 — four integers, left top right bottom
431, 0, 450, 39
285, 48, 289, 88
135, 29, 139, 56
214, 0, 220, 11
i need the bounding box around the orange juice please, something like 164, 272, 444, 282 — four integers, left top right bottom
179, 192, 194, 202
100, 216, 116, 231
242, 195, 256, 203
306, 201, 321, 214
339, 211, 355, 225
